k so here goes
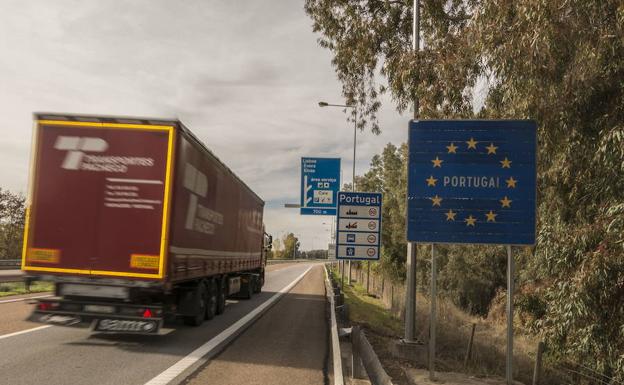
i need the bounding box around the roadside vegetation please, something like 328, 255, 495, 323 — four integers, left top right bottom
0, 281, 53, 298
307, 1, 624, 381
0, 188, 25, 261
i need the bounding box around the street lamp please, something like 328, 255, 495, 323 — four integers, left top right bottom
318, 101, 357, 191
319, 101, 359, 287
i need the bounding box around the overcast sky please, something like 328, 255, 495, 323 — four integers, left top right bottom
0, 0, 408, 251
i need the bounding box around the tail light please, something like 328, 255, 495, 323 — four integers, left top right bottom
38, 302, 59, 311
142, 308, 153, 318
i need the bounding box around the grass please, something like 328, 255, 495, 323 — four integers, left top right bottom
330, 268, 402, 336
329, 265, 564, 385
0, 281, 53, 297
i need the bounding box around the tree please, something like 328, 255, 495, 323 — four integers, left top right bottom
281, 233, 301, 259
357, 143, 408, 281
306, 0, 624, 378
0, 189, 25, 260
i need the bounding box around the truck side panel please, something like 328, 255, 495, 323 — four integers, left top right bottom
22, 120, 174, 279
167, 133, 264, 282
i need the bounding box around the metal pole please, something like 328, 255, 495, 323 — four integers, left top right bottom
413, 0, 420, 119
348, 261, 352, 285
353, 108, 357, 191
404, 0, 420, 344
292, 237, 296, 260
341, 261, 345, 290
404, 242, 417, 341
429, 243, 437, 380
366, 261, 370, 294
506, 245, 514, 385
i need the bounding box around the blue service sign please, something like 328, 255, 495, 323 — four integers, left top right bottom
300, 157, 341, 215
336, 191, 382, 260
407, 120, 537, 245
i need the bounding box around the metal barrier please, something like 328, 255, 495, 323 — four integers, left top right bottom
0, 259, 21, 269
324, 264, 345, 385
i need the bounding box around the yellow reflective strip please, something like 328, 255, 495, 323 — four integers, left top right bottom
158, 127, 175, 278
37, 120, 174, 131
23, 266, 162, 279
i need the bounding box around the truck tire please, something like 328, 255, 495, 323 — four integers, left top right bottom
205, 279, 217, 320
252, 274, 262, 294
216, 277, 226, 315
243, 277, 253, 299
184, 282, 207, 326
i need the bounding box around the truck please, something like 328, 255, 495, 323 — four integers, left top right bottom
22, 113, 271, 334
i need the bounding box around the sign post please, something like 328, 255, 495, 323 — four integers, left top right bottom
407, 120, 537, 384
300, 157, 340, 216
335, 192, 382, 262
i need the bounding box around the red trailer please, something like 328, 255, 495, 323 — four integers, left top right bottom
23, 113, 271, 333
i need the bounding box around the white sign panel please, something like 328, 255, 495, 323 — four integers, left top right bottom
335, 191, 382, 260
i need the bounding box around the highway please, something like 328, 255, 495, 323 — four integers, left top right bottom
0, 262, 328, 385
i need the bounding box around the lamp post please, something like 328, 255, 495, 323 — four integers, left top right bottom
319, 101, 358, 286
318, 101, 357, 192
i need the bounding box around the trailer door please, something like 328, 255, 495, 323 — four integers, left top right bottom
22, 120, 175, 279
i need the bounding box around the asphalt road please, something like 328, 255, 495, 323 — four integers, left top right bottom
0, 262, 326, 385
185, 264, 328, 385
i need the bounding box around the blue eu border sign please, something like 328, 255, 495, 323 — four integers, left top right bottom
300, 157, 340, 216
335, 191, 382, 260
407, 120, 537, 245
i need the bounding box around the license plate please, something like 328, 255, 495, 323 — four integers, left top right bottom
93, 319, 159, 333
39, 314, 81, 326
61, 284, 129, 299
84, 305, 115, 314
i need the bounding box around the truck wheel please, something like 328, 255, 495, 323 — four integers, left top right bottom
205, 280, 217, 320
252, 275, 262, 294
184, 282, 207, 326
243, 277, 253, 299
216, 277, 226, 315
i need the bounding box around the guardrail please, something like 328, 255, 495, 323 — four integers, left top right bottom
0, 270, 25, 283
324, 264, 345, 385
0, 259, 21, 270
266, 258, 329, 265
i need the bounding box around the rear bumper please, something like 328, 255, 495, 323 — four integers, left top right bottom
29, 298, 163, 334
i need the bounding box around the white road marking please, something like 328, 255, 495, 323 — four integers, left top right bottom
143, 265, 313, 385
106, 178, 163, 184
0, 294, 53, 304
0, 325, 52, 341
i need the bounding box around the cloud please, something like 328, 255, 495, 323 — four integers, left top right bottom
0, 0, 407, 250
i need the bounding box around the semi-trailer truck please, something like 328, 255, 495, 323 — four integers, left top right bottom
22, 113, 271, 334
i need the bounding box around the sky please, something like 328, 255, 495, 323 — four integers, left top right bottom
0, 0, 409, 251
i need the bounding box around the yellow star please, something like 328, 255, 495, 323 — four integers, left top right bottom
464, 215, 477, 226
500, 157, 512, 168
430, 195, 442, 206
431, 156, 443, 168
486, 143, 498, 154
466, 137, 478, 149
445, 209, 456, 221
500, 196, 512, 208
426, 175, 438, 187
506, 177, 517, 188
446, 142, 458, 154
485, 210, 498, 222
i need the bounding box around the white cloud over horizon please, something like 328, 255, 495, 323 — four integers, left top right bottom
0, 0, 408, 250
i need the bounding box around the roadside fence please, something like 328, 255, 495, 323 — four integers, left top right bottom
334, 262, 617, 385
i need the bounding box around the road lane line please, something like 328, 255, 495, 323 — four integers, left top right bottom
0, 294, 53, 304
0, 325, 52, 341
143, 265, 314, 385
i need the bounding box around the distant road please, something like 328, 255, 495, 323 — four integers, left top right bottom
0, 262, 327, 385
